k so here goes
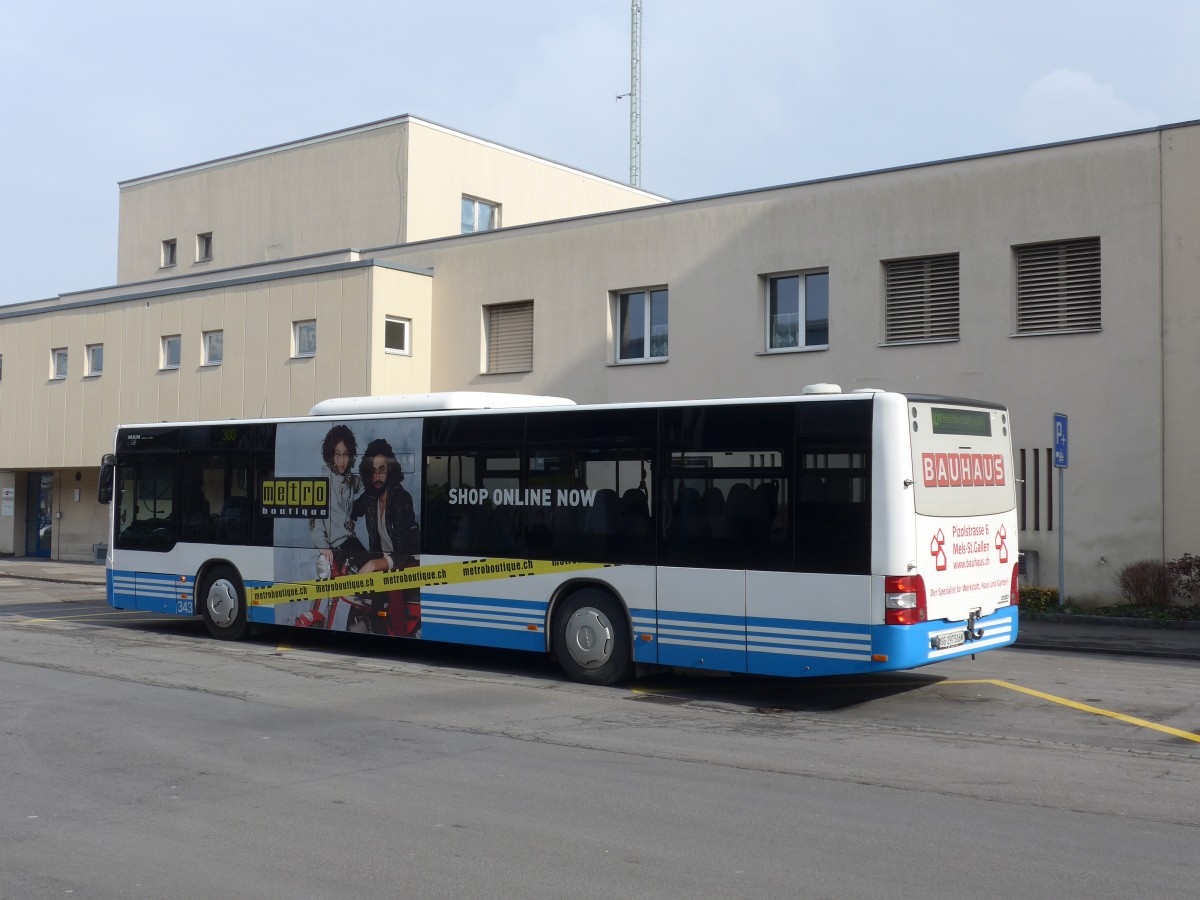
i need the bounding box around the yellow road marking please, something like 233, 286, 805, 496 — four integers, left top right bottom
944, 679, 1200, 744
632, 678, 1200, 744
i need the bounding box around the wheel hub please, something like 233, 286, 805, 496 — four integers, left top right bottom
207, 580, 238, 628
565, 607, 613, 669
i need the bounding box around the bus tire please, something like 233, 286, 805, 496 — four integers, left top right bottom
200, 565, 249, 641
553, 588, 632, 685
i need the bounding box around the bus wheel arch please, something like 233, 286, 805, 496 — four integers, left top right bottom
198, 562, 250, 641
549, 583, 633, 685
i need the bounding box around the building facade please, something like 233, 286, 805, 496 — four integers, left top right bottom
3, 115, 1198, 602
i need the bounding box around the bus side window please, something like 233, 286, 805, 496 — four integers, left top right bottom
178, 453, 263, 545
424, 450, 523, 557
525, 447, 654, 565
661, 404, 793, 571
796, 445, 870, 574
523, 407, 657, 565
251, 461, 274, 546
114, 456, 178, 552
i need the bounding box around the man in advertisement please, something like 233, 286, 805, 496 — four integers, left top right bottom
350, 438, 421, 635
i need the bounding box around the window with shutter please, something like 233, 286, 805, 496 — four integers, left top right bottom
485, 301, 534, 373
1015, 238, 1100, 334
884, 254, 959, 343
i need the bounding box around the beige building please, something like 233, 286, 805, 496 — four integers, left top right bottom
3, 114, 1199, 602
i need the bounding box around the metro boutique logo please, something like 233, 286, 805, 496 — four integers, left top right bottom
259, 477, 330, 518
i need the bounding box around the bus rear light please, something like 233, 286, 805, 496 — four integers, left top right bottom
884, 574, 927, 625
1010, 562, 1020, 607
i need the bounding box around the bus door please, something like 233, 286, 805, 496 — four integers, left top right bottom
655, 405, 797, 673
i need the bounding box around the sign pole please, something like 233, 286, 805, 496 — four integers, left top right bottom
1058, 466, 1065, 607
1053, 413, 1068, 607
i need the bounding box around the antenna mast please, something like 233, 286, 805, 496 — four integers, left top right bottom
627, 1, 642, 187
616, 1, 643, 187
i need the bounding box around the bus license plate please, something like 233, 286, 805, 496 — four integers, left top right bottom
933, 631, 965, 650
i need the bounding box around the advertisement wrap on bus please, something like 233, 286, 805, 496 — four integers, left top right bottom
99, 387, 1019, 684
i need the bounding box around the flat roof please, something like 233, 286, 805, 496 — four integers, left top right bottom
118, 113, 668, 203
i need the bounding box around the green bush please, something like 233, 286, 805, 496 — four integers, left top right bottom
1019, 586, 1059, 614
1116, 559, 1172, 608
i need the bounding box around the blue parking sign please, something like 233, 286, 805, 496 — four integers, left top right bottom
1053, 413, 1068, 469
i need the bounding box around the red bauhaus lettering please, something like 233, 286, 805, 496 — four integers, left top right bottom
921, 452, 1007, 488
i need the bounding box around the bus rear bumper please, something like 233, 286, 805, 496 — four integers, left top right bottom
870, 607, 1018, 672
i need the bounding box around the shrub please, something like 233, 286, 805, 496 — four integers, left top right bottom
1019, 586, 1059, 614
1166, 552, 1200, 602
1116, 559, 1172, 608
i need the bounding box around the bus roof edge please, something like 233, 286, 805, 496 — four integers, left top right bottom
308, 392, 577, 416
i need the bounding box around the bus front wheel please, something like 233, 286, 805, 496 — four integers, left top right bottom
553, 589, 632, 685
200, 565, 249, 640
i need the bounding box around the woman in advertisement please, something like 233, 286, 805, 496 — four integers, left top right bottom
296, 424, 365, 628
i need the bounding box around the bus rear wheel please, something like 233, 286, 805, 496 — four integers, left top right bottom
200, 565, 249, 640
553, 589, 632, 685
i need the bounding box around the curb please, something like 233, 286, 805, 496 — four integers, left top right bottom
1012, 638, 1200, 662
1023, 613, 1200, 630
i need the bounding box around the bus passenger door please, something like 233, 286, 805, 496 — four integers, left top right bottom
656, 567, 747, 673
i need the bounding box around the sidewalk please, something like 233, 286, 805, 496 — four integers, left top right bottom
1, 557, 1198, 661
0, 557, 106, 585
1017, 615, 1200, 661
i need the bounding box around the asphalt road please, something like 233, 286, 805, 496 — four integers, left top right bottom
1, 582, 1197, 899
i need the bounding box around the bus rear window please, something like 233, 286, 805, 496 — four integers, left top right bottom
911, 403, 1015, 517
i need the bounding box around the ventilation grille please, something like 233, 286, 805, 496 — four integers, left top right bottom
1016, 238, 1101, 333
884, 254, 960, 343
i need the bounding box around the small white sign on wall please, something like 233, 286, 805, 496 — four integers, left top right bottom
1, 487, 14, 499
1, 500, 13, 517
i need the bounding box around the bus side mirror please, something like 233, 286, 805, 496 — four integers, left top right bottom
98, 454, 116, 504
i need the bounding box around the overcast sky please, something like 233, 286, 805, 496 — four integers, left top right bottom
2, 0, 1196, 305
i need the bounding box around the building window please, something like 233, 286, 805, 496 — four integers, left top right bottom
0, 353, 4, 382
461, 196, 500, 234
86, 343, 104, 376
484, 301, 533, 374
766, 271, 828, 350
162, 335, 181, 370
884, 254, 960, 343
1015, 237, 1101, 334
293, 320, 316, 358
161, 239, 177, 268
384, 316, 411, 355
196, 232, 213, 262
616, 288, 668, 362
203, 331, 223, 366
51, 348, 68, 380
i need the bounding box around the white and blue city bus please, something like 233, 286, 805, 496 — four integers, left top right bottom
98, 386, 1019, 684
